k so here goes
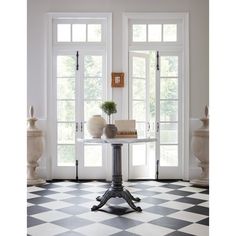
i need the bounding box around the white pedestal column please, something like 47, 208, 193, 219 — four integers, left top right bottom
27, 106, 46, 186
190, 106, 209, 187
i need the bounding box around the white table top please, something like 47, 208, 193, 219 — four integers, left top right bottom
77, 137, 156, 144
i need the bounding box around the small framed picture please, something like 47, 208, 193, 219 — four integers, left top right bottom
111, 72, 124, 87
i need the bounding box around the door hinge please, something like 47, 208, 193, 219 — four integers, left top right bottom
156, 51, 160, 71
76, 51, 79, 70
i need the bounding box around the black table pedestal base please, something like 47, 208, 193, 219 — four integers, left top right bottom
91, 144, 142, 212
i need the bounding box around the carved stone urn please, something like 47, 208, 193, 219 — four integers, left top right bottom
190, 106, 209, 187
27, 106, 45, 185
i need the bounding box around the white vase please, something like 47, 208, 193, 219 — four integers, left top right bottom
190, 106, 209, 187
87, 115, 106, 138
27, 106, 46, 185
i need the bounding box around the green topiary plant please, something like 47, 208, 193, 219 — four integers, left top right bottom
100, 101, 117, 124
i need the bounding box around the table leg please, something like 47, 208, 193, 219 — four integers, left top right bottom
91, 144, 142, 212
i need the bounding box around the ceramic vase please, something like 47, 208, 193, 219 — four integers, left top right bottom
104, 124, 118, 138
190, 106, 209, 187
27, 106, 46, 186
87, 115, 106, 138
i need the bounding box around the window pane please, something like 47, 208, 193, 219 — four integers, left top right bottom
57, 24, 71, 42
136, 122, 146, 138
160, 145, 178, 166
84, 55, 102, 77
160, 56, 178, 77
84, 100, 102, 121
160, 78, 178, 99
57, 56, 76, 77
132, 79, 145, 99
133, 24, 146, 42
160, 123, 178, 144
132, 144, 146, 166
58, 145, 75, 166
57, 101, 75, 122
132, 101, 146, 122
160, 101, 178, 122
132, 57, 146, 78
163, 24, 177, 42
72, 24, 86, 42
84, 122, 90, 138
87, 24, 102, 42
148, 24, 162, 42
84, 145, 102, 166
84, 78, 102, 99
57, 123, 75, 144
57, 78, 75, 99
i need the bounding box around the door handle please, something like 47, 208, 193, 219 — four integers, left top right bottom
147, 122, 150, 132
80, 122, 83, 132
156, 122, 159, 133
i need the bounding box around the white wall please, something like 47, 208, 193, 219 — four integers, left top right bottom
28, 0, 209, 179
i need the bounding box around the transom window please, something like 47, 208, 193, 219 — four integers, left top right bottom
55, 19, 105, 43
129, 20, 181, 43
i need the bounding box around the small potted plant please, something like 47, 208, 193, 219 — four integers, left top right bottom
101, 101, 117, 138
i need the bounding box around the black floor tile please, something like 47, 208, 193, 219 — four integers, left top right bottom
101, 217, 142, 230
149, 216, 192, 230
27, 216, 45, 227
27, 205, 50, 215
52, 216, 93, 229
145, 205, 178, 215
197, 217, 209, 226
175, 197, 206, 205
168, 190, 193, 197
184, 206, 209, 216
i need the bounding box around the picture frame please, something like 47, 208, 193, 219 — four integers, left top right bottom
111, 72, 124, 87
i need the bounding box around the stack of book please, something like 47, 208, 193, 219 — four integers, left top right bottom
115, 120, 137, 138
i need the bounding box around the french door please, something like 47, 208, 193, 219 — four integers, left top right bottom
128, 50, 182, 179
52, 50, 107, 179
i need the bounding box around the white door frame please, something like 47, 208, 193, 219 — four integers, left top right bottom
46, 12, 112, 180
122, 12, 189, 180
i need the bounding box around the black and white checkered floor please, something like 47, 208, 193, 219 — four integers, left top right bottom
27, 180, 209, 236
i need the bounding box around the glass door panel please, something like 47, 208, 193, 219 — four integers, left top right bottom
78, 52, 106, 179
158, 53, 181, 178
129, 51, 156, 179
56, 55, 76, 169
53, 52, 107, 179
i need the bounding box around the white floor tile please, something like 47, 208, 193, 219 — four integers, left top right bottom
50, 187, 78, 193
179, 186, 207, 192
74, 222, 121, 236
153, 193, 183, 201
33, 210, 70, 222
78, 211, 117, 222
53, 182, 78, 187
179, 223, 209, 236
159, 201, 194, 210
168, 211, 208, 223
39, 200, 74, 210
147, 186, 173, 193
122, 211, 162, 222
27, 186, 45, 192
127, 222, 174, 236
83, 186, 108, 193
46, 193, 75, 200
188, 193, 209, 201
28, 223, 68, 236
77, 200, 97, 209
27, 192, 40, 199
198, 201, 209, 207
